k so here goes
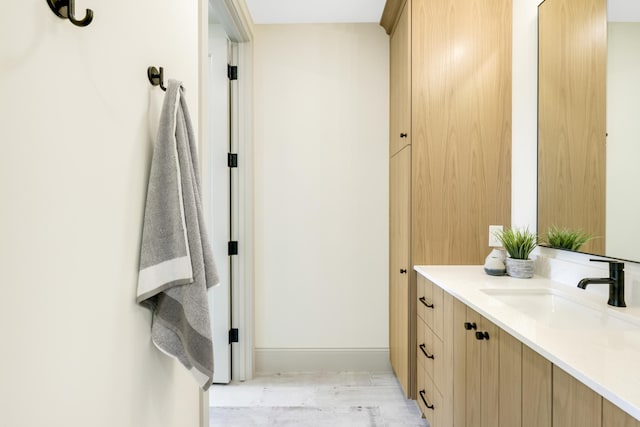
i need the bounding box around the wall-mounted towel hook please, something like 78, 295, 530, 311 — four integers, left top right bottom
47, 0, 94, 27
147, 66, 167, 91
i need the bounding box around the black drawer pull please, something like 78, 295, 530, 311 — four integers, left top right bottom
464, 322, 477, 331
419, 297, 434, 309
400, 268, 407, 274
475, 331, 490, 340
419, 343, 435, 360
419, 390, 435, 410
400, 133, 408, 138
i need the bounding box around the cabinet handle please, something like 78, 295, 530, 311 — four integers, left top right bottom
475, 331, 490, 340
419, 344, 435, 360
419, 390, 435, 410
400, 269, 407, 274
419, 297, 434, 309
400, 133, 408, 138
464, 322, 477, 330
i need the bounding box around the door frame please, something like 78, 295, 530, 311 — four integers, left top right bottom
199, 0, 254, 425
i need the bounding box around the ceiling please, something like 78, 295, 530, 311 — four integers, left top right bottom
244, 0, 386, 24
241, 0, 640, 25
609, 0, 640, 21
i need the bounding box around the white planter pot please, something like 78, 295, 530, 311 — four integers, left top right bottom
505, 258, 534, 279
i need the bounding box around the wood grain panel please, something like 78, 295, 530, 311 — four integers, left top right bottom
411, 0, 512, 265
431, 283, 444, 339
440, 292, 455, 427
553, 365, 602, 427
452, 297, 467, 427
420, 275, 434, 329
389, 0, 411, 157
538, 0, 606, 255
499, 331, 522, 427
389, 146, 412, 397
417, 315, 426, 372
522, 345, 552, 427
465, 309, 481, 427
466, 308, 501, 427
603, 398, 640, 427
416, 357, 427, 415
480, 313, 500, 427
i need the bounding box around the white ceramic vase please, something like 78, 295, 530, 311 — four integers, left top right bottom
484, 248, 506, 276
505, 258, 534, 279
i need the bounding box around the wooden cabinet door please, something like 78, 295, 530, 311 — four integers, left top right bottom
465, 308, 500, 427
603, 399, 640, 427
452, 298, 467, 427
463, 308, 523, 427
389, 145, 411, 397
553, 365, 602, 427
522, 346, 552, 427
498, 331, 522, 426
389, 0, 410, 157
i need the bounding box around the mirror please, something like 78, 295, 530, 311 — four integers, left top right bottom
538, 0, 640, 262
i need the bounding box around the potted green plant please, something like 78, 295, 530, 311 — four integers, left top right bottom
545, 226, 592, 251
495, 227, 537, 278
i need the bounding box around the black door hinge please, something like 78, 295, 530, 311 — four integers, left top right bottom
229, 328, 239, 344
228, 241, 238, 255
228, 65, 238, 81
228, 153, 238, 168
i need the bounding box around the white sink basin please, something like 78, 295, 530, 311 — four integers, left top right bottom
480, 288, 639, 330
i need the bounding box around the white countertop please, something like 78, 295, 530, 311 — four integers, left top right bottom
415, 265, 640, 420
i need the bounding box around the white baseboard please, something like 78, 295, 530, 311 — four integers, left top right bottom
254, 348, 391, 375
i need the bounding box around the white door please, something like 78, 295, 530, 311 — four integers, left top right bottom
208, 24, 232, 385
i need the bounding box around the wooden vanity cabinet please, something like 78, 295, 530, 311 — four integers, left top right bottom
552, 367, 640, 427
603, 399, 640, 427
416, 275, 450, 424
419, 275, 552, 427
462, 308, 524, 427
418, 274, 640, 427
553, 365, 601, 427
553, 366, 640, 427
522, 345, 552, 427
416, 275, 529, 427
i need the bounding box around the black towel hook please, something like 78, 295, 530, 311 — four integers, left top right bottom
47, 0, 94, 27
147, 66, 167, 91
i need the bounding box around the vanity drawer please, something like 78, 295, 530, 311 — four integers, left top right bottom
417, 317, 426, 371
417, 361, 427, 415
418, 275, 444, 338
423, 326, 445, 391
417, 275, 431, 322
417, 366, 444, 426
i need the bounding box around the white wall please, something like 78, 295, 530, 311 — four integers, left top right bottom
253, 24, 389, 371
0, 2, 201, 426
606, 23, 640, 260
512, 0, 540, 230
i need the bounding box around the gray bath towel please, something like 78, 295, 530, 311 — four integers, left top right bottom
137, 79, 219, 390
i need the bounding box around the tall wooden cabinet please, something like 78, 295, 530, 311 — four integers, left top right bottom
389, 145, 411, 396
388, 0, 412, 398
383, 0, 512, 398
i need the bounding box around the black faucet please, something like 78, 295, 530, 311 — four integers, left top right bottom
577, 259, 626, 307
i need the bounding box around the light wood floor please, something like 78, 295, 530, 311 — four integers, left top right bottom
209, 371, 428, 426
